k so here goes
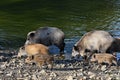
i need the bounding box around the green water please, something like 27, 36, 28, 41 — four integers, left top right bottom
0, 0, 119, 49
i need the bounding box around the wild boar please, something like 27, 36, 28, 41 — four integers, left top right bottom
17, 43, 49, 57
25, 53, 54, 69
17, 46, 27, 57
25, 27, 65, 54
107, 38, 120, 53
72, 30, 114, 58
90, 53, 117, 67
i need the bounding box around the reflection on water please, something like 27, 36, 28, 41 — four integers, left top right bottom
0, 0, 119, 52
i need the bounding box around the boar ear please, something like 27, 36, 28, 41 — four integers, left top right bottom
74, 45, 78, 51
21, 46, 25, 49
29, 32, 35, 38
113, 52, 116, 56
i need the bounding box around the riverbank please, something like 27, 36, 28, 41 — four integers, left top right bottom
0, 50, 120, 80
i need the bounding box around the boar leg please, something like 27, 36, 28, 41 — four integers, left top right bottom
37, 61, 44, 69
47, 61, 54, 70
97, 61, 103, 69
59, 43, 65, 55
112, 60, 118, 69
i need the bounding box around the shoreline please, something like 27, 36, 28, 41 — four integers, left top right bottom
0, 50, 120, 80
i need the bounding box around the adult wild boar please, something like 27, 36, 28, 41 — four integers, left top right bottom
72, 30, 114, 58
107, 38, 120, 53
25, 27, 65, 54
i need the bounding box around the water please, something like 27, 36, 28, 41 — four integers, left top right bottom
0, 0, 120, 59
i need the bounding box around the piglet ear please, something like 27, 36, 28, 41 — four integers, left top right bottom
31, 55, 34, 59
29, 55, 34, 60
93, 54, 96, 58
21, 46, 25, 49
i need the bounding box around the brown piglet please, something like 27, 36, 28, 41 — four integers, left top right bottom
25, 54, 54, 69
90, 53, 117, 67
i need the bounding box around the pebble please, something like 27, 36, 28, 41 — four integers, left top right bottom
83, 76, 87, 80
73, 73, 77, 77
17, 78, 25, 80
50, 72, 57, 77
88, 72, 96, 79
101, 65, 107, 71
6, 72, 13, 76
107, 77, 112, 80
0, 71, 3, 74
39, 69, 47, 75
1, 64, 6, 69
32, 74, 38, 80
48, 77, 53, 80
60, 64, 65, 68
24, 73, 29, 77
66, 76, 73, 80
0, 50, 120, 80
77, 73, 83, 76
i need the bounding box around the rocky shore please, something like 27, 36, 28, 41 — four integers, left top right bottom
0, 50, 120, 80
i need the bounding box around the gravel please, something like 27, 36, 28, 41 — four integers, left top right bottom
0, 49, 120, 80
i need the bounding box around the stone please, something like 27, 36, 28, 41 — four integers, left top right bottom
50, 72, 57, 77
17, 78, 25, 80
77, 73, 83, 76
73, 73, 77, 77
6, 72, 13, 76
66, 76, 73, 80
79, 69, 83, 72
0, 71, 3, 74
1, 64, 6, 69
24, 73, 29, 77
83, 76, 87, 80
32, 74, 38, 80
39, 69, 47, 75
60, 64, 65, 68
101, 65, 107, 71
88, 72, 96, 79
48, 77, 53, 80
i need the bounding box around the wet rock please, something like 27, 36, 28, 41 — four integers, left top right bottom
55, 64, 61, 68
60, 64, 65, 68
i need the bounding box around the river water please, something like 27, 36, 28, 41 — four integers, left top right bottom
0, 0, 120, 59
